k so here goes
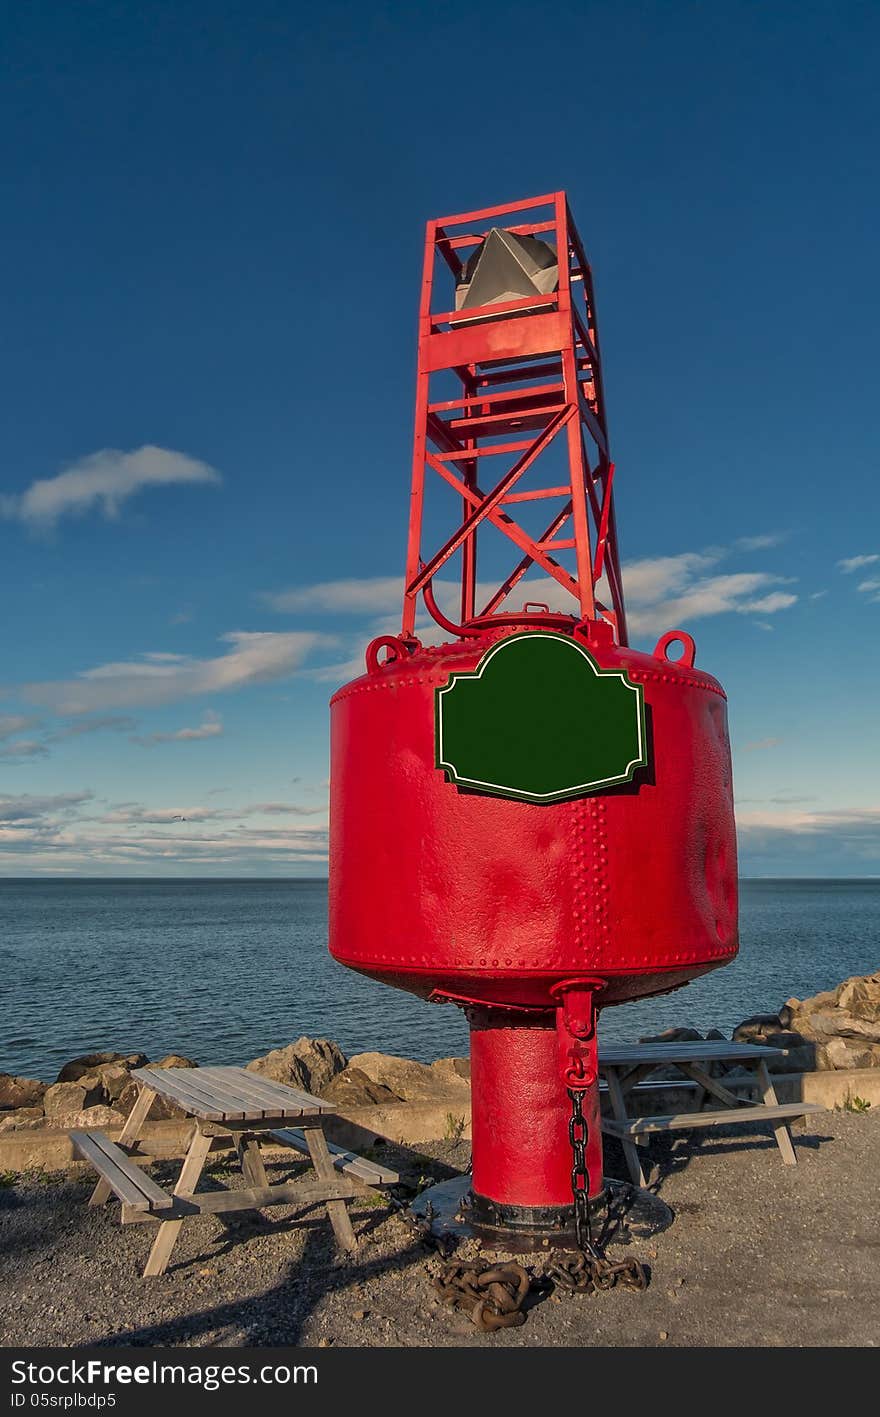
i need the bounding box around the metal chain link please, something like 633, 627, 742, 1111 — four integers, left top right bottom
547, 1086, 649, 1294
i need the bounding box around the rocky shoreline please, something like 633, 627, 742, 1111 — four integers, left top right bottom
2, 970, 878, 1140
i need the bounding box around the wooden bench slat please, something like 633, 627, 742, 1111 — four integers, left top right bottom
602, 1101, 824, 1136
599, 1041, 782, 1066
132, 1068, 244, 1120
271, 1128, 399, 1185
121, 1176, 356, 1223
208, 1067, 329, 1116
72, 1131, 174, 1210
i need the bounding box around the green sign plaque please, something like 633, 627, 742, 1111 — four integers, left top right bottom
435, 632, 648, 803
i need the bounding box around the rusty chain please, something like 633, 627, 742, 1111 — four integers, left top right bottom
433, 1260, 530, 1331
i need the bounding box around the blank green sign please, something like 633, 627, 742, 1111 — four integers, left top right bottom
435, 632, 648, 803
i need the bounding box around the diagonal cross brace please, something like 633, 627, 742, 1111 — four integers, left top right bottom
407, 407, 576, 599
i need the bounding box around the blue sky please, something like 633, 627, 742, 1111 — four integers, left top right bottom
1, 0, 878, 877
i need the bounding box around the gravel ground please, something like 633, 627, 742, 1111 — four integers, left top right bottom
1, 1110, 878, 1348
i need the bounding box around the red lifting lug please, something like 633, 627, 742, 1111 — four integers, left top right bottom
551, 978, 605, 1091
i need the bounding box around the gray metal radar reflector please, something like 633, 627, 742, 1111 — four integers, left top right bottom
453, 228, 559, 323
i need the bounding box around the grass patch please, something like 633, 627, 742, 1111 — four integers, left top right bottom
840, 1092, 872, 1113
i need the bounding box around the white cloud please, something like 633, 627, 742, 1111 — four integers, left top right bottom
0, 446, 221, 528
741, 738, 781, 753
22, 631, 326, 714
260, 577, 404, 615
131, 712, 223, 747
738, 592, 798, 614
262, 546, 799, 642
737, 805, 880, 834
622, 565, 797, 635
857, 579, 880, 593
838, 554, 879, 573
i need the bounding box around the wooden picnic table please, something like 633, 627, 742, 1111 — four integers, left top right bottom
72, 1065, 398, 1277
598, 1040, 824, 1188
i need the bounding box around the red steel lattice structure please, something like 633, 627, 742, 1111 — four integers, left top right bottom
402, 192, 628, 642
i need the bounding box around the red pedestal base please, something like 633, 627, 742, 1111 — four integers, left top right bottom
467, 1007, 603, 1246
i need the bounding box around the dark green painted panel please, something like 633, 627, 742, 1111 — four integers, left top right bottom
435, 632, 648, 803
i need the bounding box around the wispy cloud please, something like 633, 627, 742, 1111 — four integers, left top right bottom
0, 787, 328, 872
738, 805, 880, 835
741, 737, 781, 753
737, 804, 880, 870
735, 532, 789, 551
838, 553, 879, 573
621, 562, 797, 635
260, 577, 404, 615
857, 579, 880, 594
131, 712, 223, 747
0, 715, 40, 741
0, 740, 49, 761
261, 543, 798, 641
0, 791, 93, 823
98, 799, 325, 824
21, 631, 326, 714
45, 716, 137, 743
0, 447, 221, 529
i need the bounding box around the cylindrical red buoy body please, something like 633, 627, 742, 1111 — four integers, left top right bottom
330, 620, 736, 1006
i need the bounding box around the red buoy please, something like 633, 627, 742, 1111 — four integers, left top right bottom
329, 193, 738, 1247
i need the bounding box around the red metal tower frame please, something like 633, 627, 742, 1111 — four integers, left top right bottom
402, 191, 628, 645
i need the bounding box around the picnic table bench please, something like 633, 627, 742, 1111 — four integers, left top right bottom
598, 1040, 823, 1187
72, 1065, 398, 1277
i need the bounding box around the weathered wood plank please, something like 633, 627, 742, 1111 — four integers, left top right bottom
758, 1059, 799, 1166
604, 1101, 823, 1136
599, 1041, 781, 1066
131, 1068, 242, 1120
72, 1131, 173, 1211
271, 1128, 399, 1185
154, 1070, 278, 1119
121, 1177, 356, 1223
143, 1127, 214, 1276
303, 1125, 357, 1252
207, 1066, 329, 1115
602, 1069, 647, 1188
89, 1084, 157, 1207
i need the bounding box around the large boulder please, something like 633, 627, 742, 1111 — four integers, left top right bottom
431, 1057, 471, 1084
0, 1107, 46, 1134
836, 973, 880, 1022
732, 1014, 783, 1044
824, 1037, 880, 1070
347, 1051, 471, 1103
246, 1038, 347, 1098
43, 1078, 104, 1117
731, 973, 880, 1071
0, 1074, 46, 1111
321, 1067, 399, 1108
56, 1052, 147, 1084
638, 1026, 704, 1045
